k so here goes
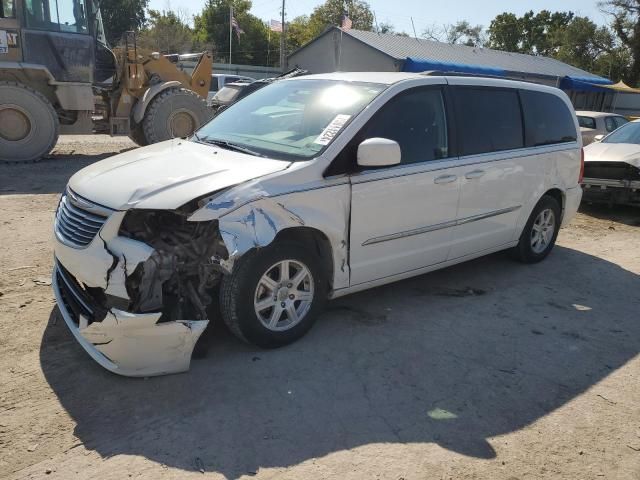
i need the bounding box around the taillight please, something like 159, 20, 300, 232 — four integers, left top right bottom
578, 147, 585, 183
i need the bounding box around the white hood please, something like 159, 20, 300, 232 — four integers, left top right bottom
68, 139, 291, 210
584, 142, 640, 168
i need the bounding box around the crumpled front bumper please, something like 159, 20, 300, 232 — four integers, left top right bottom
52, 261, 208, 378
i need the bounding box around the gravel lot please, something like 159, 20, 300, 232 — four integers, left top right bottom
1, 135, 639, 480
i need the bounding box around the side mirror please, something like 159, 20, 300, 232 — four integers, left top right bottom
357, 138, 401, 168
594, 134, 604, 142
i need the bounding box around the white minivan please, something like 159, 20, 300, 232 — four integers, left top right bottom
52, 72, 583, 376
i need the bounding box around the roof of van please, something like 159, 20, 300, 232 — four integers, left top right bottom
287, 72, 563, 92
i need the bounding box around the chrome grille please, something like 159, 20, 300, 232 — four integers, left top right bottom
55, 189, 112, 248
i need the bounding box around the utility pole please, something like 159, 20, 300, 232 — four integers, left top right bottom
279, 0, 286, 71
229, 5, 233, 65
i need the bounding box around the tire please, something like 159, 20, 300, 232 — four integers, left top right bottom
220, 242, 328, 348
511, 195, 562, 263
0, 81, 59, 163
141, 88, 212, 144
128, 121, 148, 146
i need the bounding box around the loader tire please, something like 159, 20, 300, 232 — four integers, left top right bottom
128, 122, 149, 146
141, 88, 212, 144
0, 81, 59, 163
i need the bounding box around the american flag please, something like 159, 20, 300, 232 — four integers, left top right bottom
231, 16, 244, 40
269, 19, 283, 32
341, 14, 352, 30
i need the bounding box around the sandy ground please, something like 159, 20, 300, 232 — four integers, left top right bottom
0, 135, 639, 480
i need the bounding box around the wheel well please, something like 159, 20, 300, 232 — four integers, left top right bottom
273, 227, 334, 288
544, 188, 565, 217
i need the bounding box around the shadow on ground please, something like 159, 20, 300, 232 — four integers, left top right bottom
40, 247, 640, 478
579, 202, 640, 227
0, 150, 134, 196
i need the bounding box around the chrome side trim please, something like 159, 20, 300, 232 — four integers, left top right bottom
362, 205, 521, 246
362, 219, 457, 246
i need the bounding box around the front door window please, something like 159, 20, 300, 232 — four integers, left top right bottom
24, 0, 88, 33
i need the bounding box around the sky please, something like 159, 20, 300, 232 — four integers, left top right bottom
150, 0, 611, 32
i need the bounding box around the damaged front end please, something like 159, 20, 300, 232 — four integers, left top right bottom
582, 162, 640, 206
52, 190, 229, 376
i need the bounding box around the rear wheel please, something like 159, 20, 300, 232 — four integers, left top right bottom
512, 195, 561, 263
141, 88, 212, 144
0, 81, 59, 163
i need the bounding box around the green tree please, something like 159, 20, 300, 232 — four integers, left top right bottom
306, 0, 374, 38
600, 0, 640, 85
100, 0, 148, 45
488, 13, 521, 51
138, 9, 194, 54
193, 0, 270, 65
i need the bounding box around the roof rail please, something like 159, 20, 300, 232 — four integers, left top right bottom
419, 70, 552, 85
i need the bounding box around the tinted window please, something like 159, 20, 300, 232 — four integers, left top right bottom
363, 88, 448, 164
1, 0, 15, 17
453, 87, 523, 156
520, 90, 577, 147
605, 116, 617, 132
577, 116, 596, 129
25, 0, 88, 32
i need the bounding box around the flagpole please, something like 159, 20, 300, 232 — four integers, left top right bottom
279, 0, 286, 71
229, 5, 233, 65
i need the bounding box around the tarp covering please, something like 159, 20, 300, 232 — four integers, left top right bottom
558, 76, 613, 91
402, 57, 507, 77
402, 56, 614, 91
596, 80, 640, 94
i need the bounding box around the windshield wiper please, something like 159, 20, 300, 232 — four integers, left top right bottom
196, 136, 265, 157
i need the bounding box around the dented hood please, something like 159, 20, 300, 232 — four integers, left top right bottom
68, 139, 291, 210
584, 142, 640, 168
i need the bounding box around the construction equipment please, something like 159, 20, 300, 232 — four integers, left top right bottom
0, 0, 212, 163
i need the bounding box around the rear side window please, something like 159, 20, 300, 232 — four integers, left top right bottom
520, 90, 577, 147
614, 116, 628, 129
605, 116, 617, 132
453, 87, 523, 156
577, 116, 596, 129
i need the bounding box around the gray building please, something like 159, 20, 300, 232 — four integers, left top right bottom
288, 27, 619, 111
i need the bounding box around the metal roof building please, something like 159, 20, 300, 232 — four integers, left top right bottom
287, 27, 612, 93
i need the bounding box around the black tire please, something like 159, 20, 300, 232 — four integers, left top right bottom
511, 195, 562, 263
128, 121, 148, 146
0, 81, 59, 163
220, 242, 328, 348
141, 88, 212, 144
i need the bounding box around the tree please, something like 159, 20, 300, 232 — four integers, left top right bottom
488, 13, 521, 51
600, 0, 640, 84
138, 9, 193, 54
100, 0, 148, 45
423, 21, 485, 46
193, 0, 271, 65
306, 0, 374, 38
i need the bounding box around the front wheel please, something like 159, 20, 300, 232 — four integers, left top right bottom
220, 242, 327, 348
512, 195, 561, 263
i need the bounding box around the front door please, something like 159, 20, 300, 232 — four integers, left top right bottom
349, 86, 462, 286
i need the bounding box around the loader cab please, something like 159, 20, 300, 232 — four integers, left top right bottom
0, 0, 115, 83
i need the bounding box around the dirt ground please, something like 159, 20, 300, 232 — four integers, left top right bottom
1, 135, 639, 480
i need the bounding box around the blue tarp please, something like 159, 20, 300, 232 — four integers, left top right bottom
402, 57, 613, 91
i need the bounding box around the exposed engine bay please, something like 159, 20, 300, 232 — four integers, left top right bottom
119, 210, 229, 322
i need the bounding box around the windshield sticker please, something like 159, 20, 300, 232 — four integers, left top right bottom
314, 114, 351, 145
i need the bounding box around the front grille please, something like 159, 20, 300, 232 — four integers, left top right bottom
55, 190, 110, 247
55, 262, 96, 325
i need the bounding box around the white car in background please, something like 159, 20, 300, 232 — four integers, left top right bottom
576, 110, 628, 146
51, 73, 583, 376
582, 119, 640, 206
207, 74, 255, 104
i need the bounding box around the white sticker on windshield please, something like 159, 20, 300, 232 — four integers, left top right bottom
314, 114, 351, 145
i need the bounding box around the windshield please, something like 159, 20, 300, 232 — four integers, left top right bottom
601, 121, 640, 144
194, 79, 386, 161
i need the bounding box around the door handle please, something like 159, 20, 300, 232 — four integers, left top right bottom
465, 169, 486, 179
434, 174, 458, 184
